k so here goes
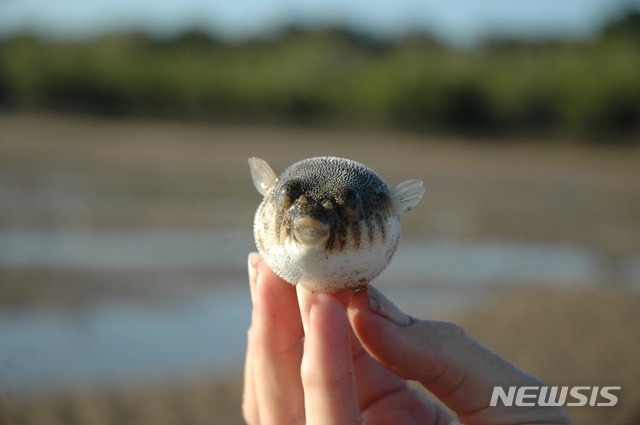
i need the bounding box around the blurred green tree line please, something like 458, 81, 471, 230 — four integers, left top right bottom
0, 11, 639, 142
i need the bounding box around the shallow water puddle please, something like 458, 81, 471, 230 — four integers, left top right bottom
0, 229, 638, 395
0, 284, 251, 396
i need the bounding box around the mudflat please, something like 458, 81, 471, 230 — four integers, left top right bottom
1, 112, 638, 251
0, 113, 638, 424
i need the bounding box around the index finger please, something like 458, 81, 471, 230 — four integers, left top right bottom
248, 255, 305, 424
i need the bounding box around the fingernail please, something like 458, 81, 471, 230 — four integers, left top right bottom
296, 283, 314, 334
247, 252, 261, 304
368, 286, 412, 327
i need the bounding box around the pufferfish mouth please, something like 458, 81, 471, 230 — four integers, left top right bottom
291, 217, 331, 247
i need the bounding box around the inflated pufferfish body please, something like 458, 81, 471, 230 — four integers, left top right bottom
249, 156, 424, 293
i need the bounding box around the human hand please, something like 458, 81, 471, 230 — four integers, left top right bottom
242, 253, 572, 425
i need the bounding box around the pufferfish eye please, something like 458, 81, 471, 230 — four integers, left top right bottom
321, 199, 334, 211
277, 180, 304, 207
337, 187, 362, 222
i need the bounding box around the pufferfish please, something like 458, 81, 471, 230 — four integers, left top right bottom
249, 156, 424, 293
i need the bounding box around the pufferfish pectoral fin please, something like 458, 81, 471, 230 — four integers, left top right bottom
248, 157, 278, 196
389, 179, 425, 215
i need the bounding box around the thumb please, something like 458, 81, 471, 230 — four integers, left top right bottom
347, 286, 571, 425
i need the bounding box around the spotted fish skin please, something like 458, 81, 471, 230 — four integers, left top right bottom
250, 156, 424, 293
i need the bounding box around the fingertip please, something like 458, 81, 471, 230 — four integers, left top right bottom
247, 252, 295, 307
301, 292, 360, 425
367, 286, 412, 327
296, 283, 314, 334
296, 283, 314, 308
247, 252, 261, 304
347, 287, 373, 328
348, 286, 412, 327
251, 255, 301, 334
253, 255, 292, 295
248, 251, 262, 269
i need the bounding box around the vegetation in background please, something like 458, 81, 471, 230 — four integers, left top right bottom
0, 12, 639, 142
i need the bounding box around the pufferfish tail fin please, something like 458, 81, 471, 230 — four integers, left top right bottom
248, 157, 278, 196
389, 179, 425, 215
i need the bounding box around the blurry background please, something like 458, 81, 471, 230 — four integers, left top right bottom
1, 0, 639, 424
